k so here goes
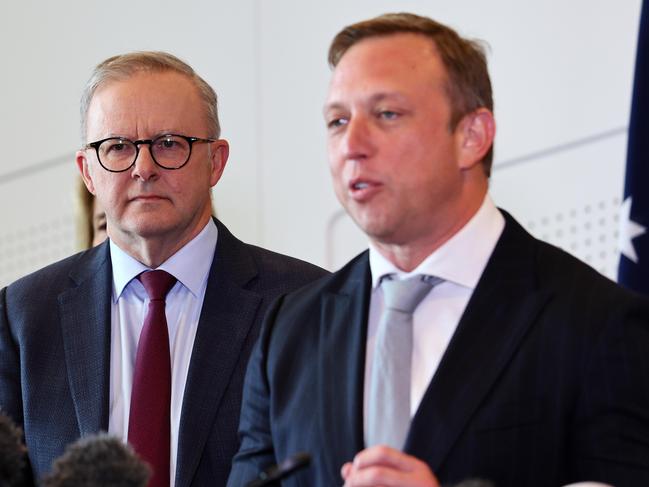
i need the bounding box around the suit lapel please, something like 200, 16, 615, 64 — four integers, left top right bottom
176, 221, 262, 487
405, 214, 553, 469
318, 253, 370, 480
58, 242, 112, 436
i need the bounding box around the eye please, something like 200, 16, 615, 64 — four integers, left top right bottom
327, 117, 348, 129
157, 137, 181, 150
102, 139, 133, 155
378, 110, 399, 120
106, 141, 126, 152
152, 136, 190, 154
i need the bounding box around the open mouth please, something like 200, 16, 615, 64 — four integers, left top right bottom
348, 178, 381, 201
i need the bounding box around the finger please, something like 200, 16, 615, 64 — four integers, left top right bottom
353, 445, 421, 472
345, 464, 433, 487
347, 464, 399, 486
341, 461, 353, 480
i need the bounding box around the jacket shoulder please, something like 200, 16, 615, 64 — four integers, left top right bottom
502, 212, 648, 308
213, 218, 329, 293
3, 244, 109, 303
245, 243, 329, 282
273, 250, 369, 311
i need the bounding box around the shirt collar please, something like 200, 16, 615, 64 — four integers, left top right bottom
369, 194, 505, 289
110, 219, 218, 302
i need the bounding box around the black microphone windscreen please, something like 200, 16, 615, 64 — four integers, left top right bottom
453, 479, 495, 487
42, 434, 150, 487
0, 410, 28, 487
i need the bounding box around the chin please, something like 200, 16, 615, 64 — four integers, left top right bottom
352, 215, 395, 242
127, 219, 179, 239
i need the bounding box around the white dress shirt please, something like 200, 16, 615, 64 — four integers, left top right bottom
108, 219, 217, 487
364, 195, 505, 435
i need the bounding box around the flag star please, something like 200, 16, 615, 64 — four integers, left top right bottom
618, 196, 647, 263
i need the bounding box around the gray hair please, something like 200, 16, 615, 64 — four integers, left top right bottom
79, 51, 221, 142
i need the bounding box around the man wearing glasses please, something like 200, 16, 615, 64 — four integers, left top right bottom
0, 52, 326, 487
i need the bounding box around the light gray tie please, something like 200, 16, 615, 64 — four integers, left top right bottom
367, 274, 442, 450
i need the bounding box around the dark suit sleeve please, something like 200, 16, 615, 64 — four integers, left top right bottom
571, 293, 649, 485
227, 295, 285, 487
0, 286, 35, 486
0, 286, 23, 427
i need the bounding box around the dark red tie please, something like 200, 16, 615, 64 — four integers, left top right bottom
128, 270, 176, 487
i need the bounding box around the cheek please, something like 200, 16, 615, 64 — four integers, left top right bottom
326, 136, 341, 165
326, 163, 346, 205
328, 160, 340, 178
93, 174, 127, 206
328, 162, 347, 197
177, 165, 209, 193
162, 176, 182, 195
327, 150, 342, 179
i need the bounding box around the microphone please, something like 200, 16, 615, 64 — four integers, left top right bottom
0, 410, 28, 487
42, 433, 150, 487
245, 452, 311, 487
452, 480, 495, 487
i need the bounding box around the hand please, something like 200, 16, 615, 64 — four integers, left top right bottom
341, 445, 441, 487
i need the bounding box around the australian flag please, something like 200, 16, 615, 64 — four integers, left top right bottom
618, 0, 649, 295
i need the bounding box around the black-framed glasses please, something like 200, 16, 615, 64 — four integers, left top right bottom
84, 134, 216, 172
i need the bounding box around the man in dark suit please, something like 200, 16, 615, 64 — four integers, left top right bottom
228, 13, 649, 487
0, 51, 326, 487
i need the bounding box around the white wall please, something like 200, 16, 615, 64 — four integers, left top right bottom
0, 0, 642, 286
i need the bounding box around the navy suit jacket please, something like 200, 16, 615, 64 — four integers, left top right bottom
228, 213, 649, 487
0, 219, 327, 486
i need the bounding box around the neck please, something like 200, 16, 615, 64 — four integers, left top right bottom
373, 192, 486, 272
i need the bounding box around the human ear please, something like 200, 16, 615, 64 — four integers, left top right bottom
76, 150, 97, 195
456, 108, 495, 170
208, 139, 230, 187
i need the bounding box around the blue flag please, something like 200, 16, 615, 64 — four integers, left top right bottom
618, 0, 649, 294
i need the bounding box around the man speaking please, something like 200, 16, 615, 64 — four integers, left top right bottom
0, 51, 326, 487
228, 13, 649, 487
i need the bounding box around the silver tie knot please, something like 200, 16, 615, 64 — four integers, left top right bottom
381, 275, 440, 313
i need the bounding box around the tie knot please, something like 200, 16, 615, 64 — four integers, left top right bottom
138, 270, 177, 301
381, 275, 441, 313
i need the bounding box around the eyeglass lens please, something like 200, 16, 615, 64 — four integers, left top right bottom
98, 135, 192, 170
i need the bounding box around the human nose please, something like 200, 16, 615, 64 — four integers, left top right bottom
131, 143, 160, 181
340, 115, 374, 161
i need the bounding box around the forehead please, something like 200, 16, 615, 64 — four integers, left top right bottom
326, 33, 447, 104
86, 71, 204, 137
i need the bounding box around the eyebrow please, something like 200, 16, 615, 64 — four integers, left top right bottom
324, 92, 408, 113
